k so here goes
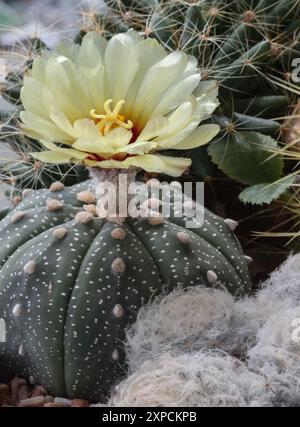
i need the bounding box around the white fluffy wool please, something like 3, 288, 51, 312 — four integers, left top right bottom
256, 253, 300, 310
126, 286, 234, 371
110, 255, 300, 407
217, 297, 264, 358
248, 306, 300, 407
223, 253, 300, 358
111, 352, 271, 407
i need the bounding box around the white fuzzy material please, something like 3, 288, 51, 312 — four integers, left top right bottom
256, 254, 300, 310
217, 297, 264, 358
110, 255, 300, 407
248, 306, 300, 407
126, 286, 234, 371
111, 352, 271, 407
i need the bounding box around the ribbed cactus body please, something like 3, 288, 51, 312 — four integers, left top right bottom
0, 180, 250, 401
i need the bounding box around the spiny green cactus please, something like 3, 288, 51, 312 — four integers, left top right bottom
90, 0, 299, 194
0, 178, 250, 401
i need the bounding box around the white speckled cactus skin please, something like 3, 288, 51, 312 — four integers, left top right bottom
0, 179, 250, 401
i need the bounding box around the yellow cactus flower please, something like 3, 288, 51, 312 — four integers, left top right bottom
20, 31, 220, 177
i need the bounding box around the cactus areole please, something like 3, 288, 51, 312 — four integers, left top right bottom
0, 172, 250, 401
0, 30, 250, 401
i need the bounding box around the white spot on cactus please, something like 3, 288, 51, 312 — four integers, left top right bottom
177, 232, 190, 244
11, 211, 25, 224
148, 214, 165, 226
113, 304, 125, 318
18, 344, 24, 356
111, 258, 126, 274
22, 189, 33, 198
111, 228, 127, 240
75, 211, 94, 224
77, 191, 96, 204
112, 349, 120, 361
47, 199, 64, 212
224, 218, 239, 232
13, 303, 22, 317
50, 182, 64, 192
244, 256, 253, 265
207, 270, 218, 284
84, 204, 97, 216
23, 261, 36, 275
53, 227, 68, 240
29, 376, 36, 385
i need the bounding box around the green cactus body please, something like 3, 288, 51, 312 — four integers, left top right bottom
0, 178, 250, 401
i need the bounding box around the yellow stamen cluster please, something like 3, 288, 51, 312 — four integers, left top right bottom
90, 99, 134, 136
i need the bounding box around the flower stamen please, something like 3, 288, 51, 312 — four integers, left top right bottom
90, 99, 134, 136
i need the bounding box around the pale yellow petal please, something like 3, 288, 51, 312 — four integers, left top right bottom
21, 125, 44, 141
31, 56, 48, 83
77, 32, 107, 109
126, 154, 191, 176
105, 33, 139, 101
164, 98, 196, 134
83, 153, 190, 176
31, 151, 75, 164
194, 80, 219, 99
79, 64, 106, 112
138, 116, 169, 141
72, 138, 114, 154
21, 77, 49, 118
154, 99, 197, 149
156, 121, 198, 150
73, 119, 101, 139
194, 80, 220, 121
155, 155, 192, 176
55, 40, 81, 63
103, 128, 133, 150
42, 86, 60, 116
172, 124, 220, 150
150, 73, 201, 117
122, 155, 167, 172
45, 56, 92, 120
185, 55, 198, 72
133, 51, 188, 125
83, 159, 125, 168
124, 38, 167, 116
20, 111, 72, 143
78, 32, 107, 67
119, 140, 157, 155
83, 155, 166, 171
50, 108, 76, 138
39, 139, 89, 159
